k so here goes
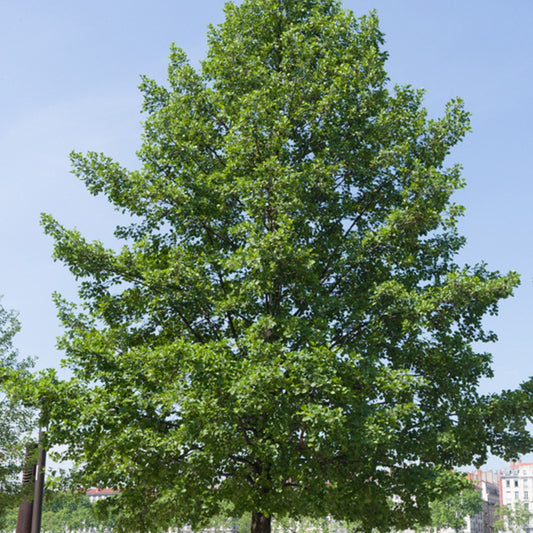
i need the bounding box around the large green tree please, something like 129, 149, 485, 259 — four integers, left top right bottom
0, 300, 33, 528
36, 1, 533, 532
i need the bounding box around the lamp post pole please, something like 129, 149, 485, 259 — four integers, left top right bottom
31, 430, 46, 533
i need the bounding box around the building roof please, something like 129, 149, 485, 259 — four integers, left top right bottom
508, 460, 533, 469
86, 488, 117, 496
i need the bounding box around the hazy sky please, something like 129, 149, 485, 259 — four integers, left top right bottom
1, 1, 532, 469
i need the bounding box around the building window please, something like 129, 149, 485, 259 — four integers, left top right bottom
526, 491, 529, 500
516, 480, 520, 487
507, 480, 511, 487
516, 491, 520, 499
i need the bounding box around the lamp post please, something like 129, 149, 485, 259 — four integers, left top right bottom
15, 430, 46, 533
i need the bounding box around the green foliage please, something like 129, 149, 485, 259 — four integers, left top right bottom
0, 490, 118, 533
0, 505, 18, 532
427, 486, 483, 532
42, 490, 118, 533
0, 299, 34, 528
35, 0, 533, 532
494, 502, 531, 533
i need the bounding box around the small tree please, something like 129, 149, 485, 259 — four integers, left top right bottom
428, 486, 483, 533
37, 1, 533, 532
0, 300, 33, 528
495, 502, 531, 533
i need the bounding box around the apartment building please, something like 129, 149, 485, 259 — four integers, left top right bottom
499, 461, 533, 532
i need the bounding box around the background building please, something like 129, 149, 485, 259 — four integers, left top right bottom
85, 487, 116, 503
468, 470, 500, 533
499, 461, 533, 532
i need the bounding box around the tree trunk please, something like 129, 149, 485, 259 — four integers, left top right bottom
251, 512, 271, 533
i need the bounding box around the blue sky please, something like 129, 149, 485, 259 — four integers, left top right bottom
1, 1, 532, 469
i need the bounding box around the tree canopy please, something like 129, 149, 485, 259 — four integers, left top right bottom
36, 1, 533, 532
